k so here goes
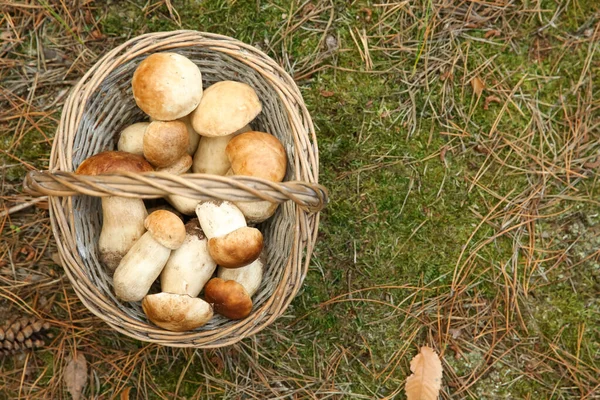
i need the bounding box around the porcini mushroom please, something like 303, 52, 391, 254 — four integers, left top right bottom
190, 81, 261, 137
160, 219, 216, 297
156, 154, 198, 216
117, 122, 149, 155
75, 151, 153, 270
195, 201, 263, 268
113, 210, 186, 302
225, 131, 287, 223
192, 124, 251, 175
132, 52, 203, 121
204, 278, 253, 320
142, 293, 213, 331
179, 114, 201, 156
157, 154, 192, 175
217, 255, 264, 297
226, 131, 287, 181
143, 120, 189, 168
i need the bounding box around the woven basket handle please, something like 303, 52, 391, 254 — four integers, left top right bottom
23, 170, 328, 212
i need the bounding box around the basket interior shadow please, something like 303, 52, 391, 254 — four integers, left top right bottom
70, 48, 297, 333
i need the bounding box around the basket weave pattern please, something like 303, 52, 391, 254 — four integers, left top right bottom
25, 31, 327, 348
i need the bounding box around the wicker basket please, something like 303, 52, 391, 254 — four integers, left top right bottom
23, 31, 328, 348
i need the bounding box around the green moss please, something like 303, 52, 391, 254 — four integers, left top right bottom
67, 1, 600, 398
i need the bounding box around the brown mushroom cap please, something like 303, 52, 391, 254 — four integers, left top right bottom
190, 81, 262, 137
75, 151, 153, 175
225, 131, 287, 181
208, 227, 263, 268
204, 278, 253, 320
142, 293, 213, 331
132, 52, 203, 121
144, 210, 186, 249
143, 121, 189, 168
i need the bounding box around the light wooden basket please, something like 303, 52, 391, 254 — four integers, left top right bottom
24, 31, 327, 348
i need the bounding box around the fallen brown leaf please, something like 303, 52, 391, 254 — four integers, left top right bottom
405, 346, 443, 400
471, 77, 485, 97
64, 352, 88, 400
120, 387, 133, 400
320, 90, 335, 98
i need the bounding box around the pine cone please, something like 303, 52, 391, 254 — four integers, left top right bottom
0, 316, 53, 356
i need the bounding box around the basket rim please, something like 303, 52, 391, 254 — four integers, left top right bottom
40, 30, 324, 348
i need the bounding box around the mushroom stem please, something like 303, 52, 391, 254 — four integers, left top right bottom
99, 197, 148, 271
113, 232, 171, 301
217, 256, 264, 297
113, 210, 186, 302
161, 219, 216, 297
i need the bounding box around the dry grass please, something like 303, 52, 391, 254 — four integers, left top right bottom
1, 0, 599, 399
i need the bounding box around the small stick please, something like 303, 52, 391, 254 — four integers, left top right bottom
0, 196, 48, 218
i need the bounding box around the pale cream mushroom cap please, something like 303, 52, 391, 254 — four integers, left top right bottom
142, 293, 213, 331
117, 122, 150, 156
190, 81, 261, 137
132, 52, 203, 121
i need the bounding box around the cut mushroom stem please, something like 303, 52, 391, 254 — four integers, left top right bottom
217, 255, 264, 297
160, 219, 216, 297
204, 278, 252, 320
195, 201, 263, 268
113, 210, 186, 302
142, 293, 213, 331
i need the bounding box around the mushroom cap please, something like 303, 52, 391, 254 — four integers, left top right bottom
234, 200, 279, 224
143, 121, 189, 168
117, 122, 150, 155
226, 131, 287, 181
75, 151, 153, 175
157, 154, 193, 175
204, 278, 253, 320
167, 192, 200, 216
142, 293, 213, 331
190, 81, 262, 137
208, 226, 263, 268
144, 210, 186, 249
132, 52, 203, 121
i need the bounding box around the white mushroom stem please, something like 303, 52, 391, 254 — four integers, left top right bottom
99, 197, 147, 271
218, 257, 264, 297
161, 221, 216, 297
192, 125, 251, 175
113, 232, 171, 302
